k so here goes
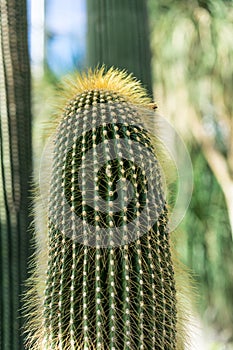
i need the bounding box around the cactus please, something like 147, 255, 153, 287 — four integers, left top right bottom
26, 68, 185, 349
0, 0, 33, 349
86, 0, 153, 96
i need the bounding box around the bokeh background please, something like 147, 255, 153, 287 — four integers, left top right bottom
28, 0, 233, 349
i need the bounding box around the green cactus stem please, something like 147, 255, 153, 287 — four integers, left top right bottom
26, 68, 183, 350
86, 0, 153, 96
0, 0, 33, 349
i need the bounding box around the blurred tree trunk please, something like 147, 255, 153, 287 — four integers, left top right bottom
189, 113, 233, 239
86, 0, 153, 96
0, 1, 33, 349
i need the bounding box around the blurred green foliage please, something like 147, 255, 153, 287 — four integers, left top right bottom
148, 0, 233, 345
182, 148, 233, 330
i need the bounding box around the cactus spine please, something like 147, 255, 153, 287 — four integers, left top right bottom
27, 68, 180, 349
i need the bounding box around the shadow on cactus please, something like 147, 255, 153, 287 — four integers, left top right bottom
25, 67, 191, 349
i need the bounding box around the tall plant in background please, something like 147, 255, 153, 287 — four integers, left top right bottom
86, 0, 153, 96
0, 1, 33, 349
149, 0, 233, 342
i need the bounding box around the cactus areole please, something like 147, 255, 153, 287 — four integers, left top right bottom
27, 68, 179, 349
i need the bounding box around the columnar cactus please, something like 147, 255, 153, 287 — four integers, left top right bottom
86, 0, 153, 96
0, 0, 32, 349
26, 68, 184, 349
